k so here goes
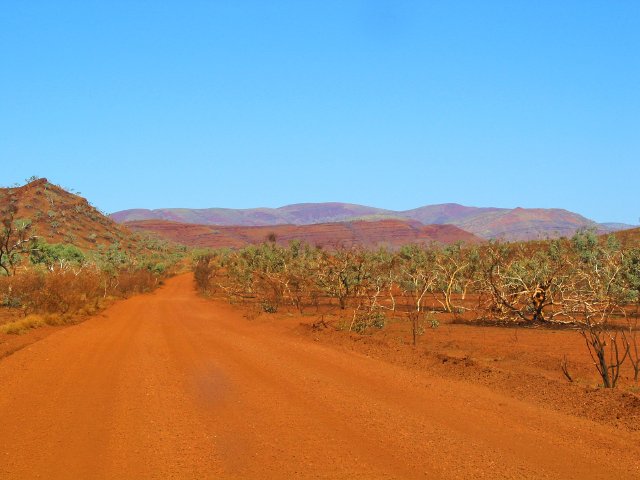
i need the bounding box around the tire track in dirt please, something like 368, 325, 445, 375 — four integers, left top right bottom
0, 274, 638, 479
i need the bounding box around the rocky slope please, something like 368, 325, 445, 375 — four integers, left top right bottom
1, 178, 129, 248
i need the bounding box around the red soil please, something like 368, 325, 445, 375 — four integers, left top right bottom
0, 274, 638, 479
125, 218, 482, 249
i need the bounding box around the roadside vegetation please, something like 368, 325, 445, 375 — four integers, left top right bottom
0, 182, 186, 335
193, 231, 640, 389
0, 238, 185, 334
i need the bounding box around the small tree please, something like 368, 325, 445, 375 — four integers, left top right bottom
281, 241, 321, 313
580, 322, 629, 388
1, 201, 37, 276
566, 231, 631, 388
621, 247, 640, 381
398, 244, 437, 346
316, 247, 368, 311
93, 243, 130, 296
434, 243, 469, 314
478, 239, 568, 324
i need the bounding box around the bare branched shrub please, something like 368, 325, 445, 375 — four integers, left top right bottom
580, 322, 629, 388
560, 355, 573, 383
622, 320, 640, 382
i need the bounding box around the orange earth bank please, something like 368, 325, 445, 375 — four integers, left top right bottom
0, 274, 638, 479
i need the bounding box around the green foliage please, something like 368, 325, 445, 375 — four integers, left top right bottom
0, 209, 37, 276
398, 244, 437, 313
15, 218, 32, 230
571, 228, 599, 264
623, 248, 640, 302
30, 240, 85, 271
92, 243, 130, 275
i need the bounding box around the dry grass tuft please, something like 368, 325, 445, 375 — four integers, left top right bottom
0, 315, 46, 335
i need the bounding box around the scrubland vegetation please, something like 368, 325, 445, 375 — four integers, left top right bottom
0, 190, 186, 334
193, 231, 640, 389
0, 241, 185, 334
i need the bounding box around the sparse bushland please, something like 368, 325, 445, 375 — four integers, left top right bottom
193, 229, 640, 388
0, 230, 186, 333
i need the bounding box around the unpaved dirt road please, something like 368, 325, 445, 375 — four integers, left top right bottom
1, 274, 638, 479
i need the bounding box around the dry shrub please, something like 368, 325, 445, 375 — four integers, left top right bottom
0, 269, 101, 315
193, 254, 217, 295
113, 269, 157, 296
0, 312, 78, 335
42, 313, 73, 326
0, 271, 44, 308
39, 270, 101, 314
0, 314, 46, 334
0, 266, 163, 335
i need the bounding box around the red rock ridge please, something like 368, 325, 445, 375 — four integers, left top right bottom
125, 219, 482, 249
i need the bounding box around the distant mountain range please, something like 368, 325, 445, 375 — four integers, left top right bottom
111, 203, 634, 241
3, 179, 636, 252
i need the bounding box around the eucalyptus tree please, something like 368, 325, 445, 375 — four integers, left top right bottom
621, 247, 640, 381
397, 244, 438, 345
281, 240, 322, 313
561, 231, 633, 388
561, 231, 627, 325
316, 246, 369, 310
478, 239, 569, 323
29, 240, 86, 273
434, 242, 470, 314
0, 201, 37, 276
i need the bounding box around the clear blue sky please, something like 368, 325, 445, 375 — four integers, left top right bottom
1, 1, 638, 223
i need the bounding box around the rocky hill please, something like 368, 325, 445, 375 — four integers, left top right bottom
0, 178, 129, 249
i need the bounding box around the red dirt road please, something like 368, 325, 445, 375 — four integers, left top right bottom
1, 274, 638, 479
